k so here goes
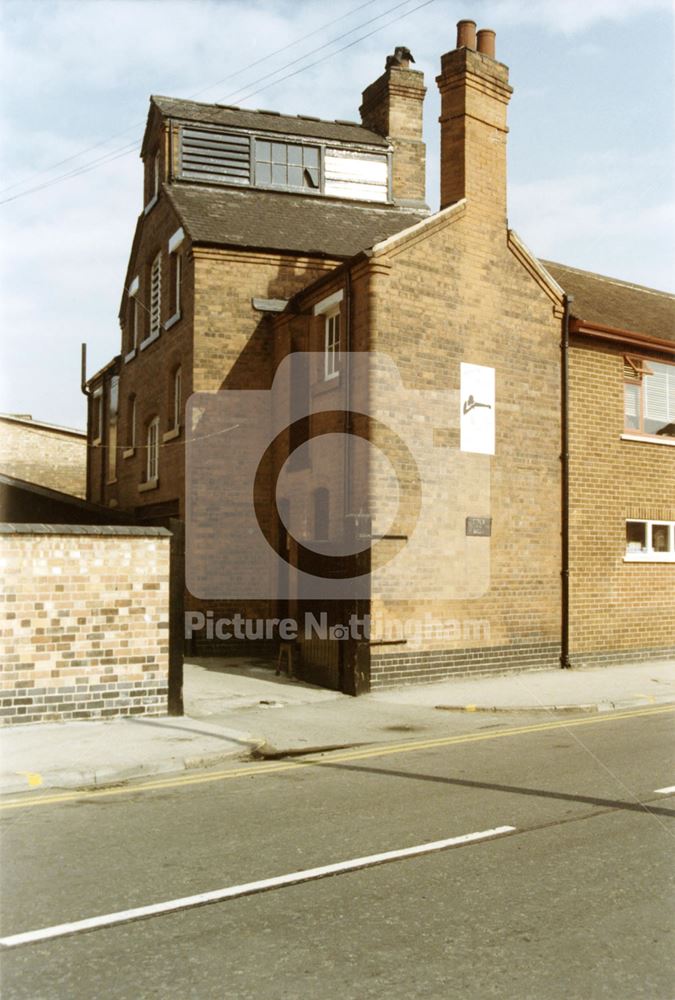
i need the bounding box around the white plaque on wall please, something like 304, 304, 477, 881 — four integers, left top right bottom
460, 363, 495, 455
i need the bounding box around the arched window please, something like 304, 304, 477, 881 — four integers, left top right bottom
146, 416, 159, 482
126, 395, 136, 450
172, 366, 182, 431
314, 488, 329, 541
149, 253, 161, 339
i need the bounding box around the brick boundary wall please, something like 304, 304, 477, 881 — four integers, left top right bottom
0, 524, 171, 726
370, 641, 561, 689
569, 646, 675, 669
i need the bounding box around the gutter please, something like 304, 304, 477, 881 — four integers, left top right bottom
561, 294, 573, 669
570, 318, 675, 355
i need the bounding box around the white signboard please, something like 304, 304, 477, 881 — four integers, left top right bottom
460, 363, 495, 455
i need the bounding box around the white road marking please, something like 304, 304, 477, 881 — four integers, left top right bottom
0, 826, 515, 949
654, 785, 675, 795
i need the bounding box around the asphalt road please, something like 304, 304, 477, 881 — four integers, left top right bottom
1, 707, 674, 999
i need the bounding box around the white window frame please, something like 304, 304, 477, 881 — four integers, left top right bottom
106, 376, 119, 484
146, 417, 159, 483
165, 251, 182, 331
624, 519, 675, 562
173, 367, 182, 430
144, 153, 159, 214
623, 355, 675, 441
123, 395, 136, 458
92, 387, 103, 445
323, 310, 341, 381
141, 253, 162, 348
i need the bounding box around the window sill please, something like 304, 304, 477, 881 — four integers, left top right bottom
105, 477, 118, 486
140, 332, 160, 352
122, 448, 135, 459
124, 349, 137, 364
621, 433, 675, 447
164, 313, 181, 332
162, 426, 181, 443
313, 372, 341, 396
143, 194, 158, 215
92, 437, 102, 447
624, 554, 675, 563
138, 478, 159, 493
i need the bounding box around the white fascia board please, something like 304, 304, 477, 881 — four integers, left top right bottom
168, 227, 185, 254
313, 290, 344, 316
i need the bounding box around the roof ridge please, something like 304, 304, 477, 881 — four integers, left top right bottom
0, 413, 86, 436
151, 94, 374, 132
543, 259, 675, 300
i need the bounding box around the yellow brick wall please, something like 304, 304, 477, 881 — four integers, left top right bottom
364, 204, 563, 685
0, 419, 86, 498
0, 527, 170, 725
568, 339, 675, 663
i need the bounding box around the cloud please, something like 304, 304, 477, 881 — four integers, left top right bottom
510, 150, 675, 290
485, 0, 672, 33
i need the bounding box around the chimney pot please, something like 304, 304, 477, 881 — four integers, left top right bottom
456, 19, 477, 50
477, 29, 496, 59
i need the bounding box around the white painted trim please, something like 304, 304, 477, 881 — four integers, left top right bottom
143, 194, 158, 216
124, 349, 136, 364
655, 785, 675, 795
624, 554, 675, 563
138, 478, 158, 493
0, 826, 515, 948
168, 227, 185, 253
139, 332, 160, 351
128, 276, 139, 297
312, 289, 343, 316
162, 426, 180, 443
164, 313, 181, 331
620, 433, 675, 447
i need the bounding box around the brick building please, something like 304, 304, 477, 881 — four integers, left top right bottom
87, 21, 674, 692
0, 413, 87, 499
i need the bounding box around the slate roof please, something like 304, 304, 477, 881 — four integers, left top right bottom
151, 96, 389, 147
543, 260, 675, 343
166, 183, 427, 259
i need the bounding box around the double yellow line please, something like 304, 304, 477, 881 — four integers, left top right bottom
2, 703, 673, 812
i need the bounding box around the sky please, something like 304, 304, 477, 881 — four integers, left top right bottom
1, 0, 673, 430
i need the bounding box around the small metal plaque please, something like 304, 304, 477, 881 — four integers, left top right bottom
466, 516, 492, 537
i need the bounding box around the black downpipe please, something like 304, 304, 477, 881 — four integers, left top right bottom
81, 343, 91, 501
560, 294, 573, 669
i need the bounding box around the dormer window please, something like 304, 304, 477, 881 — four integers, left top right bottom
144, 151, 160, 213
255, 140, 320, 191
178, 123, 388, 203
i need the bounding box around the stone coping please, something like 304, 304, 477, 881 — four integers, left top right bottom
0, 523, 171, 537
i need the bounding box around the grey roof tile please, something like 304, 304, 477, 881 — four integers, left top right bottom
151, 96, 390, 147
166, 183, 427, 258
544, 260, 675, 342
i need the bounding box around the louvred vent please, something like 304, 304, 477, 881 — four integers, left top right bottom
180, 127, 251, 185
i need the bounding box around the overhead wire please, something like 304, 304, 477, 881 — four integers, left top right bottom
0, 0, 432, 207
0, 0, 385, 198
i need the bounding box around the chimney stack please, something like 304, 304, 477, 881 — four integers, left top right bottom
436, 20, 512, 221
360, 47, 427, 209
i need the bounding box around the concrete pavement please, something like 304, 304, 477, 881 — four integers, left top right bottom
1, 656, 674, 795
